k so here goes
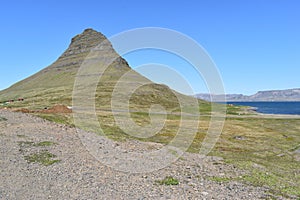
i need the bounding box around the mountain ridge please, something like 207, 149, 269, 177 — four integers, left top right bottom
195, 88, 300, 102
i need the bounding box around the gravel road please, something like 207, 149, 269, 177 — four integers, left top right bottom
0, 109, 287, 199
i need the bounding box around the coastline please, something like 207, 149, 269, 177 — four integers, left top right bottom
255, 112, 300, 119
242, 108, 300, 119
226, 101, 300, 117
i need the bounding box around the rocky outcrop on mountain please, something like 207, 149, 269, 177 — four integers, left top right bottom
43, 28, 128, 72
195, 88, 300, 102
45, 28, 108, 72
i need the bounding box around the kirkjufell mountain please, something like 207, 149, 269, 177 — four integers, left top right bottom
0, 28, 199, 111
0, 29, 128, 101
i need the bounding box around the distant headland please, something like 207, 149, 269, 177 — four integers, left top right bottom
195, 88, 300, 102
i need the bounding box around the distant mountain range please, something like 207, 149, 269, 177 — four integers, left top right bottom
195, 88, 300, 102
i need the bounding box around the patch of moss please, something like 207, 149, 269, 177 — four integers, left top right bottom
241, 171, 278, 187
0, 117, 7, 121
18, 141, 56, 147
35, 141, 57, 147
208, 176, 232, 183
156, 176, 179, 186
18, 141, 35, 147
34, 113, 74, 127
17, 134, 27, 138
24, 150, 60, 166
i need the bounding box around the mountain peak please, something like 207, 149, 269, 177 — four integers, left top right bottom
83, 28, 99, 33
71, 28, 105, 42
63, 28, 108, 57
46, 28, 114, 71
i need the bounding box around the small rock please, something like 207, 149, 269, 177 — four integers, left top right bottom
233, 136, 246, 140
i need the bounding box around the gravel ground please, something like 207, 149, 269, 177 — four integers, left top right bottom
0, 109, 288, 199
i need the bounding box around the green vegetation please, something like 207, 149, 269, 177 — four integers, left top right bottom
210, 117, 300, 197
24, 150, 60, 166
18, 141, 35, 147
208, 176, 232, 183
18, 141, 57, 147
241, 171, 278, 188
17, 134, 27, 138
18, 140, 59, 166
0, 116, 7, 121
156, 176, 179, 185
35, 141, 57, 147
35, 113, 74, 126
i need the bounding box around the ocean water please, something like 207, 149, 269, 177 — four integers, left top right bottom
226, 101, 300, 115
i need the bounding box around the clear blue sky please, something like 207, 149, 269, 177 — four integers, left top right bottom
0, 0, 299, 95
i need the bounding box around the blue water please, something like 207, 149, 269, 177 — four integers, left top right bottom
226, 102, 300, 115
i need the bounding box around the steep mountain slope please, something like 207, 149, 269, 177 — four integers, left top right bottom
0, 29, 128, 106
